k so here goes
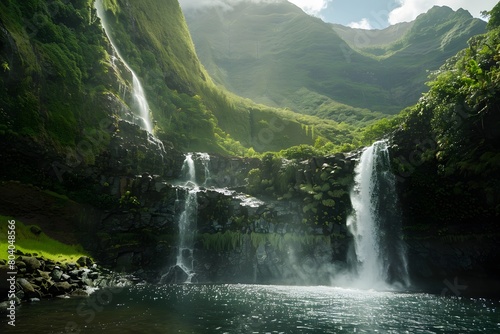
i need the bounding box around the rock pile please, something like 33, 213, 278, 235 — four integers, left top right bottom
0, 252, 137, 313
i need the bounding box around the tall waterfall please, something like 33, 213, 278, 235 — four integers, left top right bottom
176, 188, 198, 283
167, 153, 211, 283
95, 0, 153, 133
347, 140, 410, 289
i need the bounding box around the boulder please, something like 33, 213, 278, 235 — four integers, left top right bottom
36, 270, 51, 280
19, 256, 41, 272
50, 268, 63, 281
16, 278, 35, 294
49, 281, 72, 296
29, 225, 42, 236
69, 269, 81, 278
16, 278, 41, 299
15, 261, 26, 269
76, 256, 93, 268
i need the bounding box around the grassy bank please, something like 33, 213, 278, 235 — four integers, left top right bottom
0, 216, 89, 263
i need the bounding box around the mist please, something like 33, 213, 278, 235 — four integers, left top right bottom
179, 0, 284, 12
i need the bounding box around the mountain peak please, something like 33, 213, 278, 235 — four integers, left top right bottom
418, 5, 473, 21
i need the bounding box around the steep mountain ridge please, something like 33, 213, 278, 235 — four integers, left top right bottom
331, 22, 415, 51
184, 3, 486, 120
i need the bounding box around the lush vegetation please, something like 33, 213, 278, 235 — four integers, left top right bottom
0, 0, 113, 152
0, 216, 88, 263
391, 7, 500, 228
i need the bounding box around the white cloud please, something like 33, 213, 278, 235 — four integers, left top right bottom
288, 0, 329, 16
389, 0, 498, 25
348, 18, 373, 29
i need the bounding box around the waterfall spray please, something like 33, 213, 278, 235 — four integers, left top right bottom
347, 140, 410, 289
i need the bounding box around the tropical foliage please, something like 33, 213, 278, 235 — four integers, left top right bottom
391, 8, 500, 226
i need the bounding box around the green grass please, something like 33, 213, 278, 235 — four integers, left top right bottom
0, 216, 88, 263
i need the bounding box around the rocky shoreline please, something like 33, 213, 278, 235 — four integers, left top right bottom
0, 252, 139, 313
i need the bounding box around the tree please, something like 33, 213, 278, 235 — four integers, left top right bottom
483, 2, 500, 30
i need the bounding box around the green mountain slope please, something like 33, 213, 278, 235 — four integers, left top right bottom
0, 0, 366, 156
93, 0, 365, 153
184, 3, 486, 122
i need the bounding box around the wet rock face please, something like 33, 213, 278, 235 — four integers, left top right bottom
95, 120, 184, 179
79, 150, 357, 283
405, 239, 500, 297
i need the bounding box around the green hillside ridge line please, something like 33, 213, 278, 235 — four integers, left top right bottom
184, 3, 486, 120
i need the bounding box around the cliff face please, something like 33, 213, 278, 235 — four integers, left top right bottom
386, 17, 500, 296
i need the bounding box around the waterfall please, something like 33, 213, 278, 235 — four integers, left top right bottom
198, 153, 211, 186
176, 188, 198, 283
95, 0, 153, 133
347, 140, 410, 289
181, 153, 196, 185
165, 153, 211, 283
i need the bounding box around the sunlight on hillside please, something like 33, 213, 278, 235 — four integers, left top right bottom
0, 216, 89, 263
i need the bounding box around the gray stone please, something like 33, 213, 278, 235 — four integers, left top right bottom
36, 270, 51, 280
76, 256, 93, 267
19, 256, 41, 272
66, 263, 77, 270
51, 281, 72, 295
17, 278, 35, 293
69, 269, 81, 278
15, 261, 26, 269
50, 268, 63, 281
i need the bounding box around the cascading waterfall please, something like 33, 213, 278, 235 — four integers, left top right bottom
347, 140, 410, 289
181, 153, 196, 185
169, 153, 211, 283
95, 0, 153, 133
176, 188, 198, 283
175, 153, 198, 283
198, 153, 211, 186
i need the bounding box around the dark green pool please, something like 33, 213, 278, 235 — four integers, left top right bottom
3, 284, 499, 333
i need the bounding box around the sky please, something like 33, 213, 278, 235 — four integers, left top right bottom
179, 0, 498, 29
289, 0, 498, 29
